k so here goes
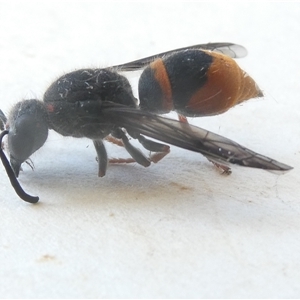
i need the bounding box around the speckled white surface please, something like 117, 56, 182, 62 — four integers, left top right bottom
0, 1, 299, 298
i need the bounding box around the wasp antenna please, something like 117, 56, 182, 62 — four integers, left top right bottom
0, 130, 39, 203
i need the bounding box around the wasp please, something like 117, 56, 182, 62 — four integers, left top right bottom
0, 43, 292, 203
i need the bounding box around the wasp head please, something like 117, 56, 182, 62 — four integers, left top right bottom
4, 99, 49, 177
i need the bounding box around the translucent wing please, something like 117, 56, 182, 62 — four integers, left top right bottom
112, 43, 247, 71
94, 105, 292, 172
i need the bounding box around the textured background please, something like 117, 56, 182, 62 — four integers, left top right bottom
0, 1, 299, 298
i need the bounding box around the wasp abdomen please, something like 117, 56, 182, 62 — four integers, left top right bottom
138, 50, 262, 117
185, 50, 263, 117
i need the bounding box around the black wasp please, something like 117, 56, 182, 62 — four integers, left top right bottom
0, 42, 292, 203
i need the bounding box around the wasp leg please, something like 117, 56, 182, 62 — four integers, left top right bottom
178, 114, 188, 123
211, 162, 232, 175
109, 148, 170, 165
105, 134, 149, 165
108, 130, 170, 163
112, 128, 151, 167
149, 150, 170, 163
134, 134, 170, 153
132, 134, 171, 163
109, 157, 136, 164
93, 140, 108, 177
177, 113, 232, 174
127, 129, 170, 152
128, 130, 171, 163
107, 129, 170, 165
105, 135, 124, 147
104, 135, 136, 163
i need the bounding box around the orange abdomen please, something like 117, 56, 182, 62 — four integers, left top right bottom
138, 49, 262, 117
186, 51, 262, 116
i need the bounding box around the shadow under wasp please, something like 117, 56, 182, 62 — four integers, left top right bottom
0, 42, 292, 203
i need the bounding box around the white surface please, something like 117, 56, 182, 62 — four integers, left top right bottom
0, 1, 299, 298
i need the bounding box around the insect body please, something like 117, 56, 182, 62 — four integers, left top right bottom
0, 43, 292, 203
113, 42, 262, 118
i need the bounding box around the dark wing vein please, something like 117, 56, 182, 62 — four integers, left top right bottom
101, 107, 292, 172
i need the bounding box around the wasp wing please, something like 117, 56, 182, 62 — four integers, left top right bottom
99, 106, 292, 172
112, 43, 247, 72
